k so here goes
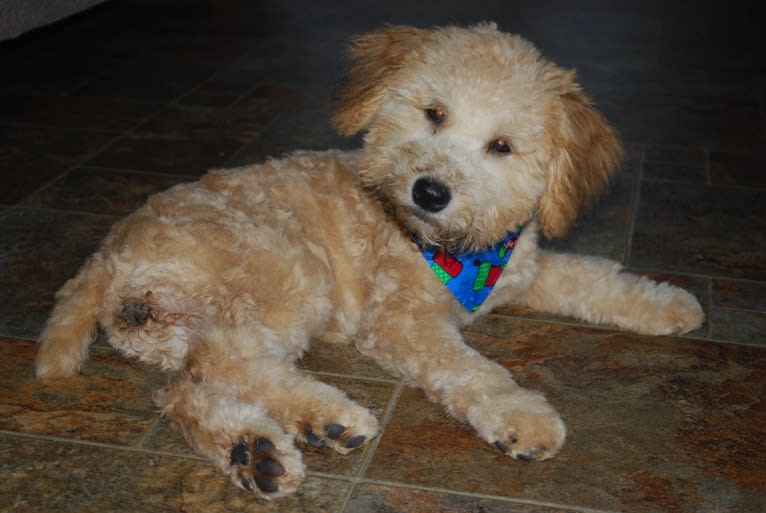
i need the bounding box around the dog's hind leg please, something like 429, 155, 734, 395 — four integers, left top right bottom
183, 322, 380, 457
36, 254, 111, 381
153, 378, 305, 498
519, 250, 704, 335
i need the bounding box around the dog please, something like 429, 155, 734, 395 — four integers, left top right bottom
35, 23, 704, 498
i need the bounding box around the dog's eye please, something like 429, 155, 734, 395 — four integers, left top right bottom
425, 107, 447, 124
488, 138, 512, 154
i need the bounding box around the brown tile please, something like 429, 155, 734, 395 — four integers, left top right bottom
0, 338, 164, 445
87, 133, 247, 176
711, 309, 766, 346
144, 374, 395, 477
0, 126, 115, 203
345, 483, 577, 513
366, 317, 766, 513
0, 93, 156, 131
0, 435, 349, 513
0, 208, 114, 339
630, 181, 766, 281
22, 167, 191, 216
713, 279, 766, 311
299, 339, 396, 381
709, 151, 766, 188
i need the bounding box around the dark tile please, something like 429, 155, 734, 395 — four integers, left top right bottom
87, 133, 248, 176
0, 93, 156, 131
645, 146, 707, 166
345, 483, 577, 513
0, 208, 113, 338
600, 93, 763, 151
0, 50, 121, 94
0, 338, 164, 445
366, 317, 766, 513
177, 80, 257, 108
0, 434, 349, 513
71, 59, 220, 103
711, 309, 766, 346
709, 151, 766, 188
0, 126, 115, 203
541, 163, 637, 262
630, 181, 766, 281
713, 279, 766, 311
642, 162, 707, 184
22, 167, 191, 216
227, 90, 362, 165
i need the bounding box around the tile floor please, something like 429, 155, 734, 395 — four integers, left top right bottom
1, 1, 764, 512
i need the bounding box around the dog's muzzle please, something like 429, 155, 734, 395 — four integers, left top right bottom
412, 176, 451, 213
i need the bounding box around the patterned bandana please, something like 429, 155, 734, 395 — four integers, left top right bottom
417, 227, 523, 312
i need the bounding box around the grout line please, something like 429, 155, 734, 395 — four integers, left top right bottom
4, 204, 123, 220
0, 429, 206, 461
624, 144, 645, 267
136, 415, 162, 450
706, 277, 715, 339
304, 369, 399, 385
336, 380, 406, 512
348, 477, 620, 513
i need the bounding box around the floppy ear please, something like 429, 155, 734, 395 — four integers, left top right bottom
332, 25, 430, 136
539, 80, 624, 238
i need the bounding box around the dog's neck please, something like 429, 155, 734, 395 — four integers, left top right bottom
415, 227, 523, 312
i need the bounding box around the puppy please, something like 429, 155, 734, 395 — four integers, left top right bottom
35, 23, 703, 498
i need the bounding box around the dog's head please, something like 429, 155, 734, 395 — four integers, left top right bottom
333, 23, 623, 250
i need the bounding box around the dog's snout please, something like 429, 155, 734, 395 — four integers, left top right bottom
412, 177, 451, 213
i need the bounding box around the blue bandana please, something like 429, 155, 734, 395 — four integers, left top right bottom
418, 228, 522, 312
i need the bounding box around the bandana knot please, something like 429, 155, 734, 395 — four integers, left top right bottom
417, 228, 522, 312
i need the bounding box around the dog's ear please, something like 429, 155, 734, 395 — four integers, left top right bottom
539, 78, 624, 238
333, 25, 430, 135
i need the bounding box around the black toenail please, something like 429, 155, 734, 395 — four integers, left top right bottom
305, 426, 325, 447
231, 440, 250, 466
511, 437, 518, 444
254, 476, 279, 493
344, 435, 366, 449
240, 477, 253, 491
325, 424, 345, 440
516, 452, 535, 462
253, 438, 275, 453
494, 441, 508, 453
256, 457, 285, 477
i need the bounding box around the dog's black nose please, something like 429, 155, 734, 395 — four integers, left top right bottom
412, 177, 451, 213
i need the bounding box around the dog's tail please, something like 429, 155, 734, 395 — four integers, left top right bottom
36, 254, 111, 381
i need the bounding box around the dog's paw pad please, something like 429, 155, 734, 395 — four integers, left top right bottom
230, 437, 293, 496
324, 423, 346, 440
344, 434, 367, 449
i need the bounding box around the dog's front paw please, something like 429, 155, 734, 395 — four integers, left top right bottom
467, 389, 566, 461
636, 283, 705, 336
297, 403, 379, 455
229, 435, 304, 499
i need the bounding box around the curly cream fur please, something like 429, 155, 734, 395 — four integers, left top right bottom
36, 23, 703, 497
